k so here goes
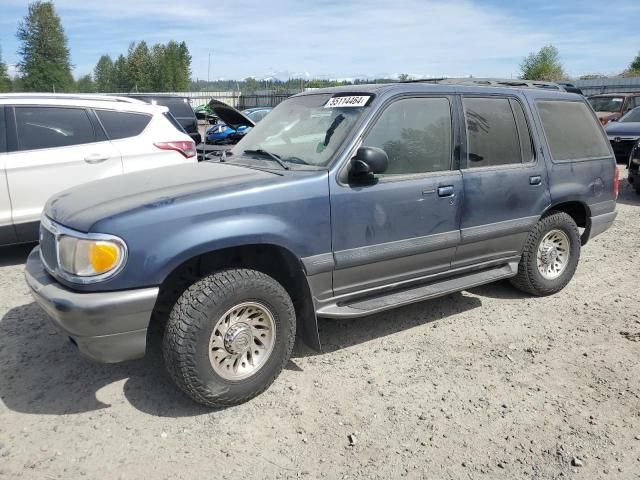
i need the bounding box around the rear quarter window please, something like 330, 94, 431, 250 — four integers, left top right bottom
96, 110, 151, 140
536, 100, 611, 161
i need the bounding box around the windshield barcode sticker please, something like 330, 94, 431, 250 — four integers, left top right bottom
324, 95, 371, 108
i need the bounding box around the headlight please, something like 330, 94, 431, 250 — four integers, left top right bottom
58, 235, 126, 278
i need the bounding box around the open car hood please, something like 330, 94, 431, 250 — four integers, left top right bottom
208, 100, 255, 130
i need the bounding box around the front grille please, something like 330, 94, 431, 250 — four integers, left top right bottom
610, 139, 636, 163
39, 223, 57, 273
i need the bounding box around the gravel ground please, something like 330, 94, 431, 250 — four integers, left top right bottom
0, 166, 638, 480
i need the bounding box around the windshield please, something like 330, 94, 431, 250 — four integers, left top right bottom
589, 96, 624, 113
620, 107, 640, 123
230, 94, 368, 168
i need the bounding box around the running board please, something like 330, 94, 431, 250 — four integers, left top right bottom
316, 262, 518, 319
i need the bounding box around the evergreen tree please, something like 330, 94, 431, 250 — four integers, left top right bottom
126, 41, 153, 92
17, 1, 74, 92
113, 54, 129, 92
0, 46, 11, 93
75, 74, 95, 93
94, 54, 115, 92
520, 45, 566, 81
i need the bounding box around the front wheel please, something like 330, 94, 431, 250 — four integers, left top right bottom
163, 269, 296, 407
510, 212, 581, 296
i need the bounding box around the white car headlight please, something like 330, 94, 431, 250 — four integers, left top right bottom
58, 235, 126, 278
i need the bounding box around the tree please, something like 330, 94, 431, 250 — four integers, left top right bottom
398, 73, 410, 82
113, 54, 129, 92
630, 52, 640, 72
75, 74, 95, 93
126, 41, 153, 92
16, 1, 73, 92
0, 46, 11, 93
94, 54, 115, 92
520, 45, 565, 81
622, 52, 640, 77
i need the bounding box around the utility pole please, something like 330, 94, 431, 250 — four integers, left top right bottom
207, 52, 211, 85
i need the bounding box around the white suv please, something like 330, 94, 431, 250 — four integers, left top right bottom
0, 94, 197, 245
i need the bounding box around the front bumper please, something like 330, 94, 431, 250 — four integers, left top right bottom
24, 247, 159, 363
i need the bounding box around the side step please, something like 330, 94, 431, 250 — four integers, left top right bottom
316, 262, 518, 319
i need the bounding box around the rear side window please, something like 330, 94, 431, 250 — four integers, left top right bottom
96, 110, 151, 140
14, 106, 95, 151
0, 107, 6, 152
363, 97, 452, 175
536, 101, 611, 161
463, 97, 524, 168
162, 112, 186, 133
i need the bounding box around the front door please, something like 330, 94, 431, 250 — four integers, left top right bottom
330, 95, 462, 296
5, 105, 122, 240
453, 95, 551, 268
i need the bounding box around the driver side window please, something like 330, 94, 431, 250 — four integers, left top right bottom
362, 97, 452, 175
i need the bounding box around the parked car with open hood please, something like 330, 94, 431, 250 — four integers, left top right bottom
588, 93, 640, 125
0, 93, 196, 245
604, 106, 640, 163
205, 101, 272, 144
26, 81, 617, 407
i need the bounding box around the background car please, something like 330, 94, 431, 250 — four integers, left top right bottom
123, 94, 202, 144
557, 81, 583, 95
604, 106, 640, 163
0, 93, 196, 245
205, 102, 272, 144
588, 93, 640, 125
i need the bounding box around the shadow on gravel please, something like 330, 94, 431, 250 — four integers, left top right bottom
0, 243, 36, 267
307, 291, 483, 355
2, 291, 485, 416
0, 302, 211, 417
468, 279, 529, 300
617, 177, 640, 207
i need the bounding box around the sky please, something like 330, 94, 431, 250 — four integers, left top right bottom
0, 0, 639, 81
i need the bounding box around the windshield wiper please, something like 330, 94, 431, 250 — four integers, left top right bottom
243, 148, 289, 170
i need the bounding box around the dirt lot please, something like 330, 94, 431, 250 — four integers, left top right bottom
0, 167, 638, 480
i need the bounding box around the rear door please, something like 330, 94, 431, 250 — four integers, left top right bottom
453, 94, 550, 268
0, 106, 17, 244
5, 105, 122, 240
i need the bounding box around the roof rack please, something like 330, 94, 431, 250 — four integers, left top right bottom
402, 77, 565, 91
0, 93, 144, 103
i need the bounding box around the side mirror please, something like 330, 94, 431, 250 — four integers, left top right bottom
350, 147, 388, 181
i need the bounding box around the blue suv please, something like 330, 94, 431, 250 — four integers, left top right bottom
25, 81, 618, 407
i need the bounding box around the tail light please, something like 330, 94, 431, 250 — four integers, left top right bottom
613, 164, 619, 200
154, 140, 196, 159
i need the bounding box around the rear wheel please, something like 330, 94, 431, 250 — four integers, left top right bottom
163, 268, 296, 407
510, 212, 580, 296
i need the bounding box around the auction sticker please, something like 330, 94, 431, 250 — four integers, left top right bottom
324, 95, 371, 108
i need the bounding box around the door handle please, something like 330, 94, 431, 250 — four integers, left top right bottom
437, 185, 455, 197
529, 175, 542, 186
84, 153, 109, 164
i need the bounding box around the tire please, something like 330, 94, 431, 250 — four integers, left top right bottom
510, 211, 581, 296
634, 183, 640, 195
163, 268, 296, 407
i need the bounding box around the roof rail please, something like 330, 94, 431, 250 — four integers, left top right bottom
0, 93, 144, 103
402, 77, 566, 91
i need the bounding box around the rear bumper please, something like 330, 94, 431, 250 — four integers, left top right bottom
584, 211, 617, 243
24, 247, 158, 363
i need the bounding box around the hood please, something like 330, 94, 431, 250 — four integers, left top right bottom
207, 100, 255, 130
604, 121, 640, 137
45, 162, 275, 232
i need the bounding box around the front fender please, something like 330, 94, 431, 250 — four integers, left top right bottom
147, 214, 313, 285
